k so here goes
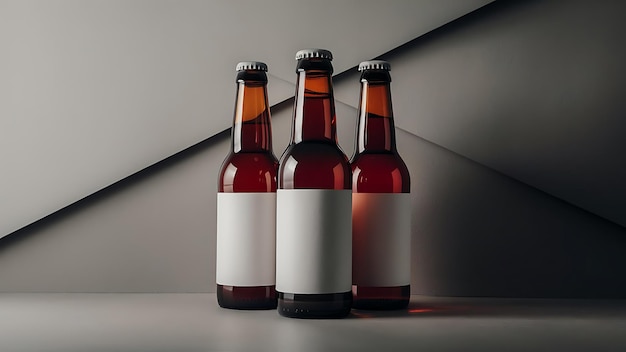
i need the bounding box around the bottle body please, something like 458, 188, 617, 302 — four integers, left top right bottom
276, 49, 352, 318
351, 61, 411, 310
216, 62, 278, 310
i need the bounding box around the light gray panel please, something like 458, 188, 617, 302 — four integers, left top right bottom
1, 0, 493, 237
0, 135, 228, 292
383, 0, 626, 227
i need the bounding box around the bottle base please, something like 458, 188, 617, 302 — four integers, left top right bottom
277, 291, 352, 318
216, 284, 277, 310
351, 285, 410, 310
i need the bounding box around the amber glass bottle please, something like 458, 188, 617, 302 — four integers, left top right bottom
276, 49, 352, 318
216, 61, 278, 310
351, 60, 411, 310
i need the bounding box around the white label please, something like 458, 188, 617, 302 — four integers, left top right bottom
216, 192, 276, 286
352, 193, 411, 287
276, 189, 352, 294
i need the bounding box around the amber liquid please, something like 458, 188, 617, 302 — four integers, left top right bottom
278, 93, 353, 318
351, 113, 411, 310
216, 285, 277, 310
351, 285, 410, 310
218, 114, 278, 310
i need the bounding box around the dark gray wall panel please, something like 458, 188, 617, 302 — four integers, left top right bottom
383, 0, 626, 227
399, 129, 626, 298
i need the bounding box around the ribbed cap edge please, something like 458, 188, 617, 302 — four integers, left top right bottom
295, 49, 333, 60
358, 60, 391, 71
236, 61, 268, 72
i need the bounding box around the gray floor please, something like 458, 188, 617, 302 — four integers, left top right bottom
1, 294, 625, 352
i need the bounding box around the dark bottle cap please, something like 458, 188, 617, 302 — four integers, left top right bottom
236, 61, 268, 72
358, 60, 391, 71
295, 49, 333, 61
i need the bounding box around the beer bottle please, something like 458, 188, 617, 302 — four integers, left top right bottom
276, 49, 353, 318
351, 60, 411, 310
216, 61, 278, 309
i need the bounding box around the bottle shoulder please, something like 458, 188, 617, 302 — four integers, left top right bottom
222, 151, 278, 165
219, 152, 278, 192
351, 152, 410, 193
278, 141, 351, 190
280, 141, 349, 166
351, 151, 408, 168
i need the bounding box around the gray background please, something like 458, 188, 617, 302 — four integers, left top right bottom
1, 0, 625, 297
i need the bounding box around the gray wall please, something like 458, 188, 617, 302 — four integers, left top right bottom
0, 0, 490, 237
1, 0, 625, 297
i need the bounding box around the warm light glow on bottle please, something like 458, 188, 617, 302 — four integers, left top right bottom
351, 60, 411, 310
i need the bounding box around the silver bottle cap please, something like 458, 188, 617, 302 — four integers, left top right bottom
295, 49, 333, 61
236, 61, 268, 72
358, 60, 391, 71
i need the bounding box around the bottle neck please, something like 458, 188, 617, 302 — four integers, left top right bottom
291, 60, 337, 144
232, 72, 272, 153
356, 72, 397, 153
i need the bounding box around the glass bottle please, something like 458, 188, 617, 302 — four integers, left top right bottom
351, 60, 411, 310
216, 61, 278, 310
276, 49, 353, 318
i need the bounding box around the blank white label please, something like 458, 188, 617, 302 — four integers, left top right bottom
352, 193, 411, 287
276, 189, 352, 294
216, 192, 276, 286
